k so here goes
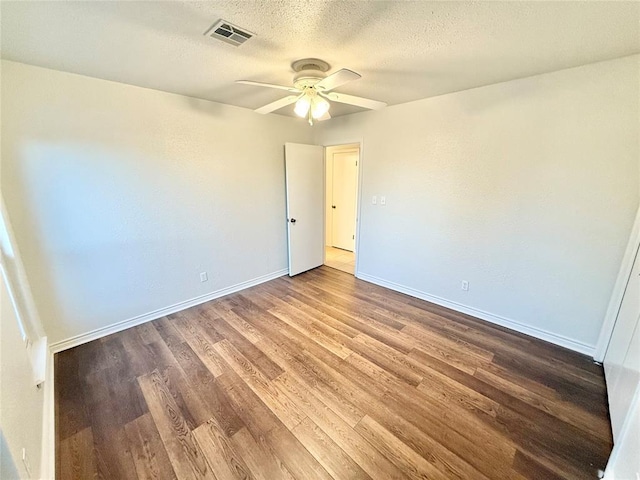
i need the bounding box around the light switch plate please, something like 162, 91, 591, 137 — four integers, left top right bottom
380, 196, 386, 205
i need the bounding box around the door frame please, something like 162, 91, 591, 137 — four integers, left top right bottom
323, 139, 365, 277
595, 205, 640, 362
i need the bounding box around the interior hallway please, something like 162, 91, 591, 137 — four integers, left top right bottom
324, 246, 355, 275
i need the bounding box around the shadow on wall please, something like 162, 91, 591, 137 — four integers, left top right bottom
8, 140, 204, 335
0, 428, 21, 479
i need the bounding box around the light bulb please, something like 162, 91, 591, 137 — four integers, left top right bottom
294, 96, 310, 117
311, 97, 330, 119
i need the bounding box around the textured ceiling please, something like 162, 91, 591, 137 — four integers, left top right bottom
1, 1, 639, 118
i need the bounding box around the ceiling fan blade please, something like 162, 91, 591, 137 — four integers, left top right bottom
255, 95, 299, 114
236, 80, 299, 93
317, 112, 331, 121
325, 92, 386, 110
315, 69, 361, 92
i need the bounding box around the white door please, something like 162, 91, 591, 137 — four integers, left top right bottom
604, 244, 640, 441
284, 143, 324, 276
331, 151, 358, 251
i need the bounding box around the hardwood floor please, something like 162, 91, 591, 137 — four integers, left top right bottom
55, 266, 613, 479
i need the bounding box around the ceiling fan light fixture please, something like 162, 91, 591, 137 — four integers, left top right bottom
311, 96, 330, 119
237, 58, 386, 121
294, 96, 311, 117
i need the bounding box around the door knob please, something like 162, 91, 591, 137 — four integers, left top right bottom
290, 218, 296, 223
332, 205, 336, 209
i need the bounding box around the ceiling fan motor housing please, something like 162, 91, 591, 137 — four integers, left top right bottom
292, 58, 330, 90
293, 70, 326, 89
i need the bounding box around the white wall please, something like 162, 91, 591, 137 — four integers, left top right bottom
315, 55, 640, 353
1, 60, 313, 345
2, 55, 638, 353
0, 272, 44, 479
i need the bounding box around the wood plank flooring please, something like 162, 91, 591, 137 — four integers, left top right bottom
55, 266, 613, 479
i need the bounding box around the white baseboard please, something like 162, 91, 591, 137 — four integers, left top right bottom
50, 269, 288, 353
356, 272, 595, 357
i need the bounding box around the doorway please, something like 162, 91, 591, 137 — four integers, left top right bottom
324, 144, 360, 275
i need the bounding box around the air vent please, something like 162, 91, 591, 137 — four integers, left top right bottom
204, 20, 254, 47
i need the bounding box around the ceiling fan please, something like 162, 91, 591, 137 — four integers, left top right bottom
237, 58, 387, 125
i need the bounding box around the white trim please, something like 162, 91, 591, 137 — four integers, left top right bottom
354, 140, 364, 275
356, 272, 595, 356
323, 146, 329, 261
595, 205, 640, 362
603, 383, 640, 479
0, 263, 28, 341
27, 336, 48, 386
39, 349, 55, 480
0, 263, 47, 384
0, 198, 46, 340
49, 269, 288, 353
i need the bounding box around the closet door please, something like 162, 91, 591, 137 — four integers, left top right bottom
604, 244, 640, 441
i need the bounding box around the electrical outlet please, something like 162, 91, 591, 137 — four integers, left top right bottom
200, 272, 208, 282
22, 448, 32, 477
372, 196, 377, 205
461, 280, 469, 291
